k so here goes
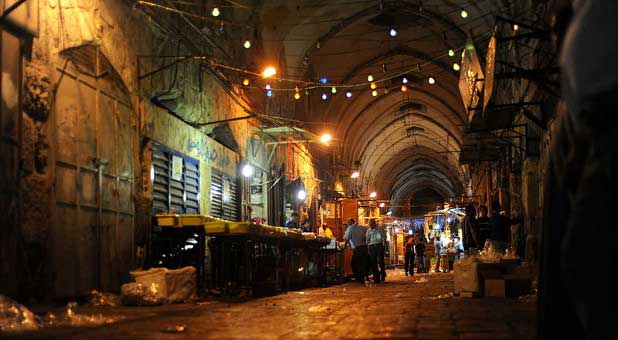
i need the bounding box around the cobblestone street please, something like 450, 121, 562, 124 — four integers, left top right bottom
3, 270, 536, 340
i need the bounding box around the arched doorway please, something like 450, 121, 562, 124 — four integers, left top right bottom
52, 44, 137, 296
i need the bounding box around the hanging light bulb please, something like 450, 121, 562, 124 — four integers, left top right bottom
320, 133, 332, 144
212, 7, 220, 17
294, 92, 301, 100
321, 93, 328, 101
428, 77, 436, 84
331, 86, 337, 94
371, 90, 378, 97
448, 49, 455, 57
401, 84, 408, 92
367, 74, 374, 82
370, 82, 377, 90
320, 77, 328, 84
460, 9, 468, 18
265, 84, 271, 90
351, 171, 360, 179
243, 40, 251, 49
242, 78, 250, 86
266, 90, 273, 97
513, 24, 519, 31
369, 191, 377, 198
295, 86, 300, 92
389, 28, 397, 37
242, 164, 254, 178
345, 91, 352, 98
384, 88, 389, 94
453, 63, 461, 71
402, 77, 408, 84
379, 202, 386, 208
262, 66, 276, 78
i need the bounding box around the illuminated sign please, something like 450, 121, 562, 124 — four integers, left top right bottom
458, 39, 485, 122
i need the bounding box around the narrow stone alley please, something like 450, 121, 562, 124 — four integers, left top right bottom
3, 270, 535, 340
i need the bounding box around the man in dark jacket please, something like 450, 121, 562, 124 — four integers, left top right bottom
489, 201, 511, 253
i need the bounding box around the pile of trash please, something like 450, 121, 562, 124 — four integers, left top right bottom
1, 295, 120, 332
0, 295, 39, 331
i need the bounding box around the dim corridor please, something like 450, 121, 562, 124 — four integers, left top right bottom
3, 270, 536, 340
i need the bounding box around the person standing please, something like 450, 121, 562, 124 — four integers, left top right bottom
489, 201, 511, 253
343, 218, 368, 284
477, 205, 492, 250
462, 204, 480, 253
415, 237, 426, 273
367, 219, 387, 283
434, 236, 443, 273
404, 234, 416, 276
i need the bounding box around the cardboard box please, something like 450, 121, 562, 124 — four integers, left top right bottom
483, 275, 531, 297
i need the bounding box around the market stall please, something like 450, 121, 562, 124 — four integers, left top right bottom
151, 214, 335, 295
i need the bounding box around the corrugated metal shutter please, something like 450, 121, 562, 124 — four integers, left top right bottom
210, 168, 239, 221
152, 143, 200, 214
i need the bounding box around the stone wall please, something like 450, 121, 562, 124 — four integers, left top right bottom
13, 0, 270, 299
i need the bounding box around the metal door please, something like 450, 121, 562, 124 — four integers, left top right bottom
53, 45, 137, 296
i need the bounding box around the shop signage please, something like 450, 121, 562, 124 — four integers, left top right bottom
171, 155, 183, 181
458, 39, 485, 122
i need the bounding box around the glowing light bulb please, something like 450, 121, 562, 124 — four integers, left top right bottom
370, 82, 377, 90
266, 90, 273, 97
321, 93, 328, 101
460, 9, 468, 18
367, 74, 374, 82
389, 28, 397, 37
320, 133, 332, 144
453, 63, 460, 71
242, 79, 250, 86
379, 202, 386, 208
262, 66, 276, 78
212, 7, 220, 17
369, 191, 377, 198
402, 77, 408, 84
428, 77, 436, 84
242, 164, 254, 177
351, 171, 360, 178
243, 40, 251, 49
265, 84, 271, 90
346, 91, 352, 98
448, 49, 455, 57
331, 86, 337, 94
320, 77, 328, 84
294, 92, 301, 100
401, 84, 408, 92
297, 190, 307, 201
371, 90, 378, 97
513, 24, 519, 31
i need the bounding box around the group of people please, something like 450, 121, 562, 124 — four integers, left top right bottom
284, 212, 333, 238
342, 218, 387, 284
462, 201, 518, 255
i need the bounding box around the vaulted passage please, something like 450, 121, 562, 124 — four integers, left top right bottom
2, 1, 614, 339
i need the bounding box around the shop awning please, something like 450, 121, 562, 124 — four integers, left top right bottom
255, 126, 319, 144
459, 132, 509, 165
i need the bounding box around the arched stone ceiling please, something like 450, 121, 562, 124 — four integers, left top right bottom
258, 0, 524, 214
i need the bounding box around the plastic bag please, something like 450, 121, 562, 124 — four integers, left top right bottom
88, 290, 119, 307
0, 295, 39, 331
120, 282, 165, 306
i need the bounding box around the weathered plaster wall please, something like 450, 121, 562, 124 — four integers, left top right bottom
16, 0, 265, 298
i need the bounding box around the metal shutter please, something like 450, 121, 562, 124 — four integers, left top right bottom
152, 143, 200, 214
210, 168, 239, 221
